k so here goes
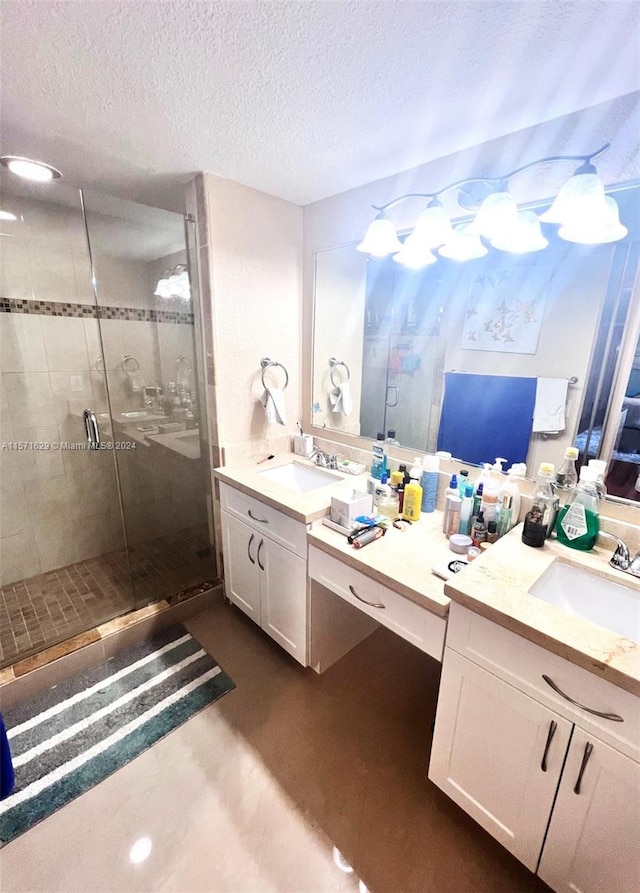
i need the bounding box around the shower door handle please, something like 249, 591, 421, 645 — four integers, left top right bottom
83, 409, 101, 450
386, 386, 399, 407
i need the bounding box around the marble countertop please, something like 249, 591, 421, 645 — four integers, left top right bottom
445, 527, 640, 696
308, 514, 454, 617
214, 453, 370, 523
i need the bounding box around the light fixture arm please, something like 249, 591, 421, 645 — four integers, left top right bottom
371, 143, 611, 213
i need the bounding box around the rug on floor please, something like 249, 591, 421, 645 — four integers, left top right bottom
0, 625, 235, 845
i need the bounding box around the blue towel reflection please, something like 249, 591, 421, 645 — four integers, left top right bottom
437, 373, 536, 468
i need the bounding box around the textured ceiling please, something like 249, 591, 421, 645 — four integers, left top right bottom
1, 0, 639, 210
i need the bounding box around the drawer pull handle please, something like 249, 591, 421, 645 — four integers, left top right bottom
247, 533, 256, 565
248, 509, 269, 524
348, 584, 385, 609
574, 741, 593, 795
257, 538, 265, 571
542, 675, 624, 722
540, 720, 557, 772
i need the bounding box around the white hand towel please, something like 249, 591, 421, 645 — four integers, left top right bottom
128, 371, 146, 391
329, 382, 353, 416
532, 377, 568, 433
260, 387, 286, 425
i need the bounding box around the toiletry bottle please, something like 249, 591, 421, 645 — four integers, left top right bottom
386, 430, 399, 446
486, 521, 498, 544
555, 447, 579, 491
402, 474, 423, 522
555, 465, 600, 551
375, 473, 399, 519
471, 482, 483, 524
496, 463, 526, 537
459, 483, 474, 536
587, 459, 608, 500
457, 469, 469, 498
480, 460, 502, 525
420, 455, 440, 513
444, 496, 462, 538
521, 462, 559, 547
371, 433, 387, 480
471, 510, 487, 547
399, 463, 409, 486
391, 470, 404, 513
442, 474, 459, 532
409, 457, 423, 487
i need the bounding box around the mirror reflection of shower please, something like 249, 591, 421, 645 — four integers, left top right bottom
154, 264, 190, 301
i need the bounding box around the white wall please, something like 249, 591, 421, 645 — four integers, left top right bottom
203, 174, 303, 461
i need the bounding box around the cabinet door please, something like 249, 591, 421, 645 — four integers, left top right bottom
260, 536, 308, 666
538, 727, 640, 893
221, 511, 261, 622
429, 649, 572, 871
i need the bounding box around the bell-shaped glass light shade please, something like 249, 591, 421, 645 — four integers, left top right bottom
393, 233, 437, 270
466, 191, 518, 239
539, 173, 607, 226
558, 195, 628, 245
438, 224, 488, 261
412, 201, 453, 248
491, 211, 548, 253
357, 212, 402, 257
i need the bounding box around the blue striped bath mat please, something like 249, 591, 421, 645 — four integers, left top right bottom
0, 625, 235, 845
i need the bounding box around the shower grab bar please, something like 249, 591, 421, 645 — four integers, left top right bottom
83, 409, 101, 450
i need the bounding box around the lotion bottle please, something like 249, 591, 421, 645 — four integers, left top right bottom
402, 476, 423, 522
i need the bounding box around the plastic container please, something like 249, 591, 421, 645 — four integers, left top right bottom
402, 478, 423, 521
471, 510, 487, 546
370, 433, 388, 480
459, 483, 474, 536
420, 455, 440, 513
375, 474, 399, 519
496, 462, 526, 537
556, 447, 579, 490
457, 470, 470, 498
449, 533, 472, 554
588, 459, 608, 500
442, 474, 459, 532
521, 462, 559, 547
555, 465, 600, 551
444, 495, 462, 538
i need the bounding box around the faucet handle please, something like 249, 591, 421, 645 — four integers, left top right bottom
599, 531, 631, 571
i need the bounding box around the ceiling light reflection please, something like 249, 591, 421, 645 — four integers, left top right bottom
129, 836, 152, 865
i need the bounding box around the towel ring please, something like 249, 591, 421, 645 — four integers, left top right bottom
260, 357, 289, 390
121, 355, 140, 374
328, 357, 350, 387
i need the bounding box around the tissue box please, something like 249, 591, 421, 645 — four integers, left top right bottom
330, 490, 373, 528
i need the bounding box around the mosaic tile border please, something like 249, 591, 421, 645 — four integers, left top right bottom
0, 297, 194, 325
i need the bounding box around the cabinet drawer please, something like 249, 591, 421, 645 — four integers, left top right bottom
309, 546, 446, 661
447, 602, 640, 758
220, 483, 308, 558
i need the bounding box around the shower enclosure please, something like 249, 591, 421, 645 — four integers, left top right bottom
0, 171, 216, 668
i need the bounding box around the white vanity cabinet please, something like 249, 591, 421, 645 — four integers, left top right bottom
220, 483, 308, 666
429, 603, 640, 892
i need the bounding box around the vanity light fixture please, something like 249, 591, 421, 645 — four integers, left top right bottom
358, 143, 627, 269
0, 155, 62, 182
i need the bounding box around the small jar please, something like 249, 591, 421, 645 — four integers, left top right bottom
466, 546, 481, 562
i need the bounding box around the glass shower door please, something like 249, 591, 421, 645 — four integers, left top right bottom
0, 170, 134, 668
82, 191, 216, 608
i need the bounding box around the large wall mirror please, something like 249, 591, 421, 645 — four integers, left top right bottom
311, 184, 640, 504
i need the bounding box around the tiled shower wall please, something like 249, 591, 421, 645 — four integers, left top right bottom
0, 196, 199, 586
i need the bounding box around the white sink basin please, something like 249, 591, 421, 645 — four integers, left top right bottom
529, 562, 640, 643
257, 461, 343, 493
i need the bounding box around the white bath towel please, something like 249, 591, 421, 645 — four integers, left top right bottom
260, 387, 286, 425
329, 382, 353, 416
127, 371, 146, 392
532, 377, 568, 433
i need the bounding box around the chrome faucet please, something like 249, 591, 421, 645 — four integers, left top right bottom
598, 531, 640, 577
310, 447, 339, 470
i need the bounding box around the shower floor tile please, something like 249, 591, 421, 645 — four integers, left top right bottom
0, 525, 216, 669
